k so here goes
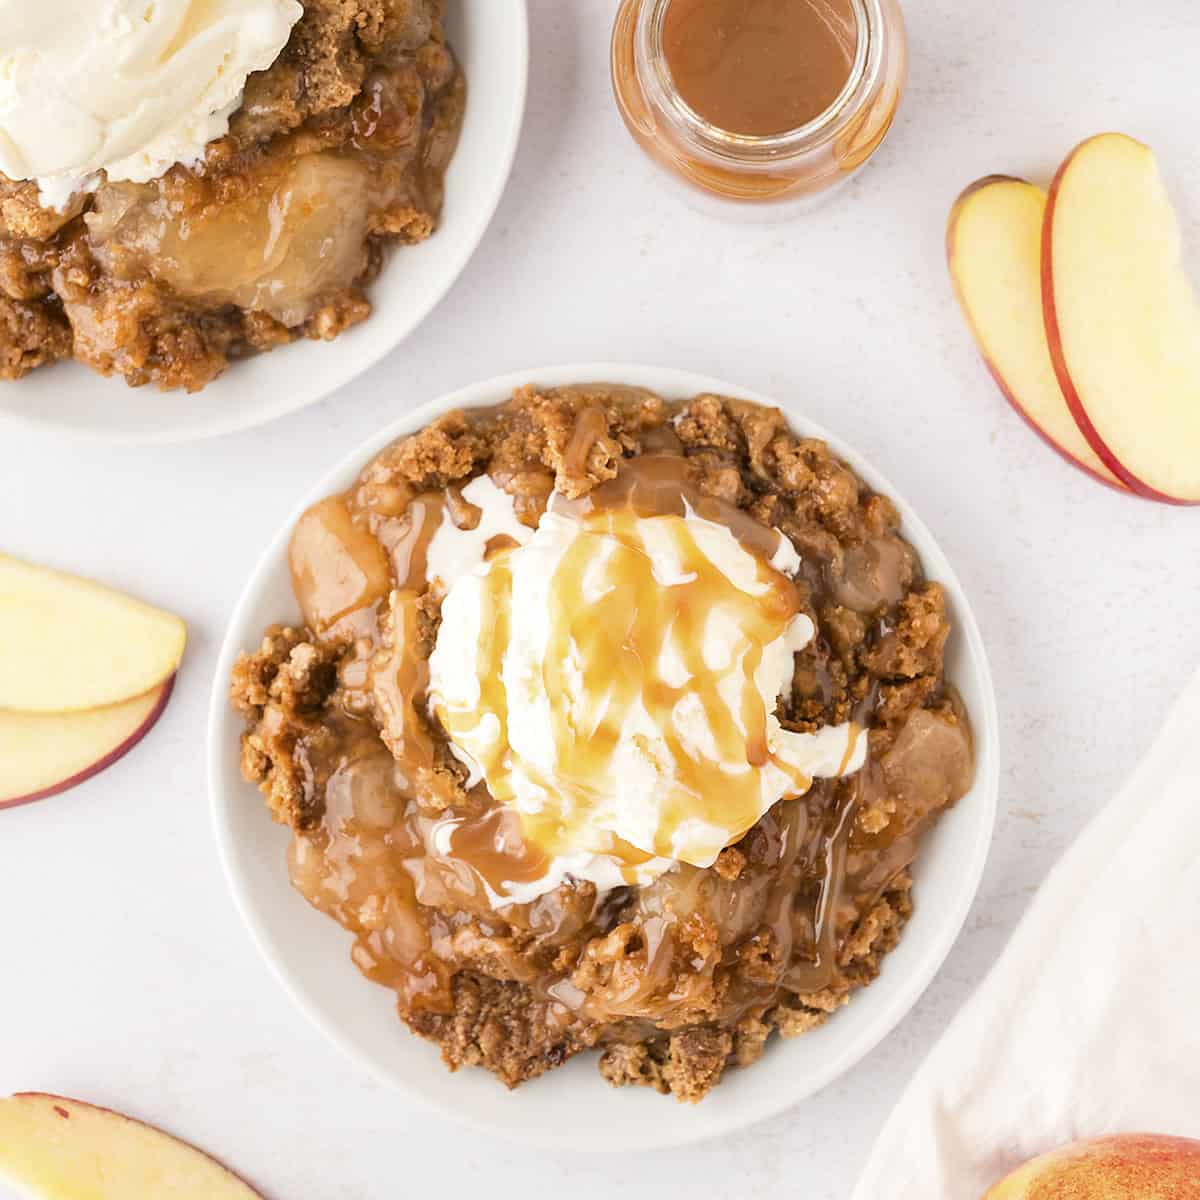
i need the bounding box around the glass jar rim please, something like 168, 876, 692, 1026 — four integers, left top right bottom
637, 0, 885, 163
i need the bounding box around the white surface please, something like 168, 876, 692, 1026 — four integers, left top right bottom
1, 0, 1199, 1195
0, 0, 527, 443
853, 665, 1200, 1197
208, 366, 997, 1151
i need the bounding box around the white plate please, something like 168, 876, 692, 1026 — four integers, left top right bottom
0, 2, 528, 444
209, 363, 999, 1152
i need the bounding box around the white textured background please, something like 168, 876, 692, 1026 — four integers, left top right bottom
3, 2, 1200, 1196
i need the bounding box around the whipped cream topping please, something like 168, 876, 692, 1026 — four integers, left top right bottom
0, 0, 303, 209
425, 478, 866, 905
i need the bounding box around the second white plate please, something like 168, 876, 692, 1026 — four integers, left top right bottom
0, 1, 528, 444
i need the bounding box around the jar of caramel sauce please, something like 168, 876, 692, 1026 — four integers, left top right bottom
612, 0, 908, 205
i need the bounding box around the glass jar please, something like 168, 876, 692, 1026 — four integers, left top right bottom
611, 0, 908, 206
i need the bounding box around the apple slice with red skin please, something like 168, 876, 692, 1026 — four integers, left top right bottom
947, 175, 1126, 492
0, 677, 174, 810
0, 552, 186, 713
983, 1133, 1200, 1198
0, 1093, 265, 1200
1043, 132, 1200, 504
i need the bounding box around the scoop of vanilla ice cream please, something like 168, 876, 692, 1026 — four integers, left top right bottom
428, 502, 867, 897
0, 0, 302, 209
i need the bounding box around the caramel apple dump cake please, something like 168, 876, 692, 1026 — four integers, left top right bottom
231, 386, 974, 1101
0, 0, 464, 392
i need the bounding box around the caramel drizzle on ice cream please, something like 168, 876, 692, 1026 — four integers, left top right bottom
439, 485, 812, 867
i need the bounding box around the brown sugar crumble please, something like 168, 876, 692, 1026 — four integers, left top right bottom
0, 0, 464, 393
230, 385, 974, 1101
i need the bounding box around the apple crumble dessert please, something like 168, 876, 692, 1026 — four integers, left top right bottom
231, 385, 974, 1101
0, 0, 464, 392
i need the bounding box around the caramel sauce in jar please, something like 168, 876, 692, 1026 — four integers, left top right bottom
662, 0, 858, 137
612, 0, 907, 205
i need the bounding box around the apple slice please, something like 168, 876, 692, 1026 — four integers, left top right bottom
1044, 132, 1200, 504
947, 175, 1125, 491
0, 677, 174, 811
0, 1093, 264, 1199
0, 553, 186, 713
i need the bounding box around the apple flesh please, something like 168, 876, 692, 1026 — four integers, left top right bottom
947, 175, 1125, 491
0, 552, 186, 713
984, 1134, 1200, 1198
0, 1093, 264, 1199
0, 677, 174, 810
1044, 133, 1200, 504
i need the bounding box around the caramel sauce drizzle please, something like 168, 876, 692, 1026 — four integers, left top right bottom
562, 403, 610, 483
442, 806, 552, 895
560, 430, 785, 563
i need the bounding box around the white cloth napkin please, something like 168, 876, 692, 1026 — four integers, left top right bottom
852, 666, 1200, 1199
